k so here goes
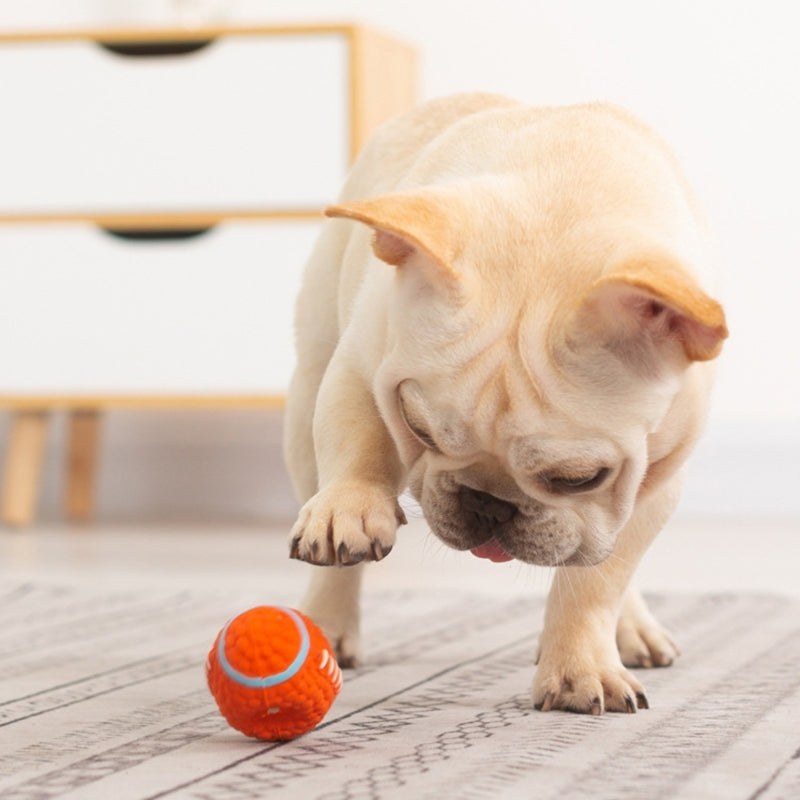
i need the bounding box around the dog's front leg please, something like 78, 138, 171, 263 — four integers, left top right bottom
289, 356, 407, 568
533, 564, 648, 715
533, 477, 681, 714
288, 358, 406, 667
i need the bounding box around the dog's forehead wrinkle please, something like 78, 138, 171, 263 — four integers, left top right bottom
414, 283, 552, 409
425, 311, 553, 443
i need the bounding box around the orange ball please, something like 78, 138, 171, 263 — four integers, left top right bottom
206, 605, 342, 741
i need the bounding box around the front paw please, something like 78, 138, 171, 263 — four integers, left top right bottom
533, 644, 649, 715
289, 483, 406, 566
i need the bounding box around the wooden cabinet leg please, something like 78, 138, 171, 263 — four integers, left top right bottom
65, 410, 101, 522
1, 410, 50, 528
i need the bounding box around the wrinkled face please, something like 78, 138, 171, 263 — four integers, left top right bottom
394, 379, 648, 566
328, 146, 725, 568
345, 172, 724, 568
374, 280, 678, 568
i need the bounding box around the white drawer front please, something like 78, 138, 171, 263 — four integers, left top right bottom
0, 34, 349, 214
0, 221, 320, 394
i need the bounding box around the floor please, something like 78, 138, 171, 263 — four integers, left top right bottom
2, 511, 797, 600
2, 512, 799, 800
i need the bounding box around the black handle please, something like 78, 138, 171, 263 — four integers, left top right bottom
100, 226, 215, 242
97, 39, 216, 58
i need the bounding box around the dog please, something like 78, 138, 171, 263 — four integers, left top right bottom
283, 93, 727, 714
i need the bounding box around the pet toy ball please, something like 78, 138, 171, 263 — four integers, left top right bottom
206, 605, 342, 741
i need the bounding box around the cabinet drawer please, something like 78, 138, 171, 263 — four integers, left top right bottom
0, 31, 349, 214
0, 221, 319, 395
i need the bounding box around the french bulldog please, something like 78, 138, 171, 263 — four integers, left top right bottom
284, 93, 727, 714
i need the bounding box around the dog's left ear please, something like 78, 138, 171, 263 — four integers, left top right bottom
578, 256, 728, 364
325, 190, 465, 284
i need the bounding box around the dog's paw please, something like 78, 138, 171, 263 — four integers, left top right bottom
289, 482, 406, 566
616, 591, 680, 668
533, 645, 648, 715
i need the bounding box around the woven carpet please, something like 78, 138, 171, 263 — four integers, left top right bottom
1, 583, 799, 799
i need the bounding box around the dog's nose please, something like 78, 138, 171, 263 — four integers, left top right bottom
458, 487, 517, 528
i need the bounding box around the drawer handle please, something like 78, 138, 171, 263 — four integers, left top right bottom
97, 40, 216, 58
100, 226, 215, 242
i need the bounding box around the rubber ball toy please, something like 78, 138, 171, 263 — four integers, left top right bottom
206, 605, 342, 741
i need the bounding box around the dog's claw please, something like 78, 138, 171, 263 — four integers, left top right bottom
289, 536, 301, 560
370, 540, 392, 562
311, 539, 336, 566
636, 692, 649, 710
337, 542, 367, 567
624, 695, 636, 713
590, 697, 603, 716
534, 691, 556, 712
652, 650, 674, 667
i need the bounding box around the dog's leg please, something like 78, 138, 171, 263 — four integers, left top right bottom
285, 362, 368, 665
283, 224, 347, 507
286, 373, 372, 666
288, 349, 407, 567
283, 222, 389, 664
300, 563, 365, 667
533, 474, 682, 714
287, 357, 406, 666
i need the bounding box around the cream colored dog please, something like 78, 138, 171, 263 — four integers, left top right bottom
284, 94, 727, 714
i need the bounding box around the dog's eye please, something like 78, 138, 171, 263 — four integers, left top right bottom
544, 467, 610, 494
399, 394, 439, 451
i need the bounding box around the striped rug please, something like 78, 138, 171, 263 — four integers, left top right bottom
1, 584, 798, 799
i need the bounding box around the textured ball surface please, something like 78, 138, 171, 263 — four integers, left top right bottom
206, 606, 342, 741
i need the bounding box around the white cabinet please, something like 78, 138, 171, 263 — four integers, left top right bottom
0, 24, 416, 525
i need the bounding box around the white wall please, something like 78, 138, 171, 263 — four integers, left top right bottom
2, 1, 798, 519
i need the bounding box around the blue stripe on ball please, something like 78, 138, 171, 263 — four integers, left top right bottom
217, 606, 310, 688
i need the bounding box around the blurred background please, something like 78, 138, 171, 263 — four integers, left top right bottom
1, 0, 797, 525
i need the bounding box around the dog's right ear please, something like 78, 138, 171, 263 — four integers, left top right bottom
325, 190, 466, 284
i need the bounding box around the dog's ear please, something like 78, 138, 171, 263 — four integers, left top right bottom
576, 255, 728, 365
325, 190, 464, 282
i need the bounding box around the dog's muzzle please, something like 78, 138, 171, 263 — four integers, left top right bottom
458, 487, 518, 533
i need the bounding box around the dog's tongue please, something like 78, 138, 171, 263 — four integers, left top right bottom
470, 539, 514, 563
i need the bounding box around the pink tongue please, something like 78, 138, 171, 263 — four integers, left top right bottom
470, 539, 514, 563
